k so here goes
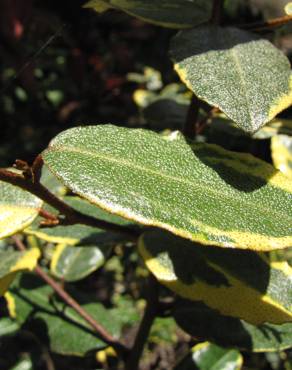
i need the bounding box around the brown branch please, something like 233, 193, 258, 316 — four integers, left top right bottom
184, 95, 201, 140
211, 0, 225, 25
12, 236, 129, 357
240, 15, 292, 31
0, 168, 139, 239
125, 275, 159, 370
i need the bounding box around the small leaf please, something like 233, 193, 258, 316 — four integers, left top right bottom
171, 26, 292, 132
175, 342, 243, 370
84, 0, 212, 29
7, 273, 124, 356
0, 317, 19, 337
174, 300, 292, 352
0, 249, 40, 295
139, 230, 292, 325
0, 181, 42, 239
253, 119, 292, 139
51, 244, 110, 282
271, 135, 292, 178
43, 125, 292, 251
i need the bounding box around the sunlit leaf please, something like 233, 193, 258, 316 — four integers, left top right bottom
175, 342, 243, 370
0, 181, 42, 239
171, 26, 292, 132
43, 125, 292, 251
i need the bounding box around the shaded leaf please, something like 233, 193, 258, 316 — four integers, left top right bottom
51, 244, 111, 282
271, 135, 292, 178
171, 26, 292, 132
6, 273, 123, 356
84, 0, 212, 29
0, 181, 42, 239
139, 230, 292, 325
25, 196, 132, 245
0, 318, 19, 337
43, 125, 292, 251
0, 249, 40, 296
174, 300, 292, 352
175, 342, 243, 370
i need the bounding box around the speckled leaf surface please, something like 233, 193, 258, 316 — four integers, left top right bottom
271, 135, 292, 178
6, 273, 123, 356
0, 181, 42, 239
25, 196, 132, 245
139, 231, 292, 325
51, 244, 110, 282
43, 125, 292, 251
174, 300, 292, 352
175, 342, 243, 370
84, 0, 212, 29
0, 249, 40, 296
171, 26, 292, 132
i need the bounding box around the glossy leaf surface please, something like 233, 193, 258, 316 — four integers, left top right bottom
85, 0, 212, 29
139, 231, 292, 325
174, 300, 292, 352
51, 244, 110, 282
171, 26, 292, 132
0, 249, 40, 296
0, 181, 42, 239
7, 273, 122, 356
43, 125, 292, 251
175, 342, 243, 370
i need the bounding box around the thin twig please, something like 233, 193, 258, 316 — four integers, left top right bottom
12, 236, 129, 357
125, 275, 159, 370
211, 0, 225, 25
240, 14, 292, 31
184, 95, 200, 140
0, 168, 139, 239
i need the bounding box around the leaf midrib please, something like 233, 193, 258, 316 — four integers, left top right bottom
47, 145, 290, 222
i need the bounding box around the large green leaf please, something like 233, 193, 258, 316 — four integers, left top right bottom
139, 231, 292, 325
0, 249, 40, 296
271, 135, 292, 178
50, 244, 110, 282
175, 342, 243, 370
25, 196, 132, 245
84, 0, 212, 29
0, 181, 42, 239
171, 26, 292, 133
174, 300, 292, 352
6, 273, 123, 356
43, 125, 292, 251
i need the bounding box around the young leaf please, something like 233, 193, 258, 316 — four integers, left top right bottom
139, 230, 292, 325
271, 135, 292, 178
175, 342, 243, 370
0, 181, 42, 239
171, 26, 292, 133
6, 273, 123, 356
0, 249, 40, 295
43, 125, 292, 251
174, 300, 292, 352
50, 244, 111, 282
84, 0, 212, 29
